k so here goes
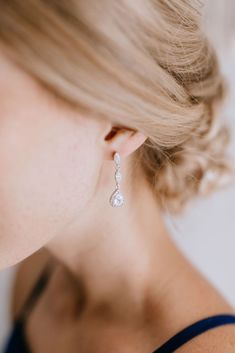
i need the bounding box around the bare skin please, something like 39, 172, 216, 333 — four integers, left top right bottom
11, 235, 235, 353
0, 47, 234, 352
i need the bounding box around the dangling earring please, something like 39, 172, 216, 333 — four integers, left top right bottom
109, 152, 124, 207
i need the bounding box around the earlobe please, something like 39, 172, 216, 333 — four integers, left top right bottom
127, 130, 148, 154
104, 127, 147, 160
117, 130, 147, 159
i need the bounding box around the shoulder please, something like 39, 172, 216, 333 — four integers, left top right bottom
177, 324, 235, 353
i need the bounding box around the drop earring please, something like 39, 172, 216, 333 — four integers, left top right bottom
109, 152, 124, 207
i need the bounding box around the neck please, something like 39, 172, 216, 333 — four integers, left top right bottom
46, 160, 167, 290
45, 157, 229, 351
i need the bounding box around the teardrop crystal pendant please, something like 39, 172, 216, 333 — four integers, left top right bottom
109, 188, 124, 207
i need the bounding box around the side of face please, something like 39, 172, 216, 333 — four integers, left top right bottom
0, 50, 104, 270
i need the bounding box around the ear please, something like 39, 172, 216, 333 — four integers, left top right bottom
103, 125, 148, 160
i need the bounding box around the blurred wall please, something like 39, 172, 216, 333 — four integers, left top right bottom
204, 0, 235, 54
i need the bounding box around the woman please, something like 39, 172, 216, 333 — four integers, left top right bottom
1, 0, 235, 352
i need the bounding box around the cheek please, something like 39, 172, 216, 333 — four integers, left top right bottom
0, 113, 99, 270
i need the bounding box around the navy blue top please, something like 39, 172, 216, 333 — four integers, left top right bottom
153, 314, 235, 352
3, 261, 54, 353
3, 264, 235, 353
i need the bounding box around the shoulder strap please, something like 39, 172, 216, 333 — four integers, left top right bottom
3, 319, 31, 353
153, 314, 235, 353
16, 259, 55, 322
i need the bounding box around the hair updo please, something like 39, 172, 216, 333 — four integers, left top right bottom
0, 0, 233, 214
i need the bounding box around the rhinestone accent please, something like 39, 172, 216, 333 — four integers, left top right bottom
114, 152, 121, 165
115, 170, 122, 183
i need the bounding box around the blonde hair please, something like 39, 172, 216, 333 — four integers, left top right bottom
0, 0, 233, 214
